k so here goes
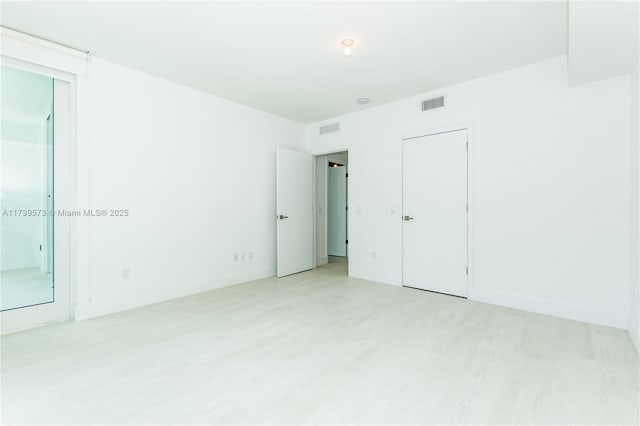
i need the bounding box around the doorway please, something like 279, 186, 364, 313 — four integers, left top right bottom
315, 151, 348, 272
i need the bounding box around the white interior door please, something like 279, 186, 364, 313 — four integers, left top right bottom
277, 148, 313, 277
402, 129, 468, 297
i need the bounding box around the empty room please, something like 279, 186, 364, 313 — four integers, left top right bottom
1, 1, 639, 425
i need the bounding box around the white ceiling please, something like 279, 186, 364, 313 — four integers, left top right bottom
0, 1, 570, 123
568, 1, 639, 86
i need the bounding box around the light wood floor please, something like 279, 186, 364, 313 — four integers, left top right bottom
2, 260, 638, 425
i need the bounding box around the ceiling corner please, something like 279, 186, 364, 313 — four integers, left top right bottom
567, 0, 639, 87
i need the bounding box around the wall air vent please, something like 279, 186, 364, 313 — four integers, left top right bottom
319, 122, 340, 135
421, 96, 445, 112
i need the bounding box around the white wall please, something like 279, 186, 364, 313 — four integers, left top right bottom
629, 59, 640, 351
306, 55, 631, 329
74, 57, 304, 319
0, 138, 45, 270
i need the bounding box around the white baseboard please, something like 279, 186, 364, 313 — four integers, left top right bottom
471, 289, 627, 329
75, 267, 629, 334
349, 268, 402, 287
348, 271, 625, 329
75, 267, 276, 321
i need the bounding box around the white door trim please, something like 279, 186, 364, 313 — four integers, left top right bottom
1, 27, 88, 76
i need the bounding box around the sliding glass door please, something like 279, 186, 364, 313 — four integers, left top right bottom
0, 63, 71, 332
1, 66, 55, 311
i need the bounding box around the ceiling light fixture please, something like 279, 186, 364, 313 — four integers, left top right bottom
356, 97, 370, 105
341, 39, 354, 57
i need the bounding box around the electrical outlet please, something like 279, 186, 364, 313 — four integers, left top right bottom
121, 267, 130, 280
371, 251, 377, 260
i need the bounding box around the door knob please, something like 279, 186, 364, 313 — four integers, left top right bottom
403, 215, 414, 221
278, 214, 289, 219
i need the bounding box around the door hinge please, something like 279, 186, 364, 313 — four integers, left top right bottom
346, 239, 349, 244
466, 266, 469, 274
466, 204, 468, 213
346, 173, 349, 178
466, 142, 468, 150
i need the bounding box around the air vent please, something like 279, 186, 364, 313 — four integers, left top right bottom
421, 96, 445, 112
319, 122, 340, 135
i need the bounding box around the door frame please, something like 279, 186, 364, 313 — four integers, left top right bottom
0, 56, 79, 334
312, 148, 349, 270
401, 124, 474, 298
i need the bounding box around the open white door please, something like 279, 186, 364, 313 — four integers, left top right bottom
277, 148, 313, 277
402, 129, 468, 297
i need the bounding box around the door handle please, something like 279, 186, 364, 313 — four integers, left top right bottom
278, 214, 289, 219
403, 215, 414, 221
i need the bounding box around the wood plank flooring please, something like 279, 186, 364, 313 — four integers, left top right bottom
2, 260, 638, 425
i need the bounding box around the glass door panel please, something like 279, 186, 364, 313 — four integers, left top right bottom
1, 66, 55, 311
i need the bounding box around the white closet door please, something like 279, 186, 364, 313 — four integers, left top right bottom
402, 130, 468, 297
276, 148, 313, 277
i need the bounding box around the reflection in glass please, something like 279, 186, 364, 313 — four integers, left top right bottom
1, 66, 54, 311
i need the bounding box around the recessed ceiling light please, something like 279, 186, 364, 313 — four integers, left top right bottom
341, 39, 354, 57
356, 97, 370, 105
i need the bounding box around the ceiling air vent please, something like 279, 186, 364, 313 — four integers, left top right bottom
421, 96, 445, 112
319, 122, 340, 135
